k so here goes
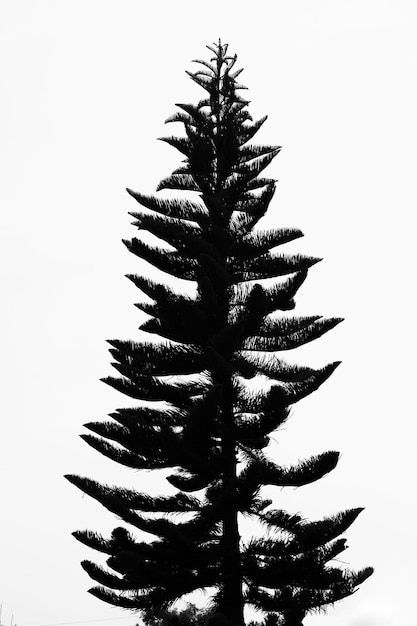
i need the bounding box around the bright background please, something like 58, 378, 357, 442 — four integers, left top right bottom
1, 1, 416, 625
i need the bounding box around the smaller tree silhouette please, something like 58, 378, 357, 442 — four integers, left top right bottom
141, 602, 210, 626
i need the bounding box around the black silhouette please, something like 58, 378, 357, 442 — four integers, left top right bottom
65, 40, 373, 626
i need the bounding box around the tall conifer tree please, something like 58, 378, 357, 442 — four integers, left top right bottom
66, 41, 372, 626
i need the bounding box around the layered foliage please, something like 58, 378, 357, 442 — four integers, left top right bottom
66, 41, 372, 626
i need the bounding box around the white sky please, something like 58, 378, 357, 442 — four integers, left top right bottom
1, 1, 416, 625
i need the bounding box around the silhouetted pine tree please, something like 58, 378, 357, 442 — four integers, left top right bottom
66, 41, 373, 626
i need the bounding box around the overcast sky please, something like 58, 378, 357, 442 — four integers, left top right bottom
1, 2, 416, 626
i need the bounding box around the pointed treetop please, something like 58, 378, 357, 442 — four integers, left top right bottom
188, 39, 246, 91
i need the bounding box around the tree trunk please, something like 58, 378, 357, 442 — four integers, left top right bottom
219, 381, 244, 625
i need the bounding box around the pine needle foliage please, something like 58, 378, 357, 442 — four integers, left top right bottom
66, 41, 372, 626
